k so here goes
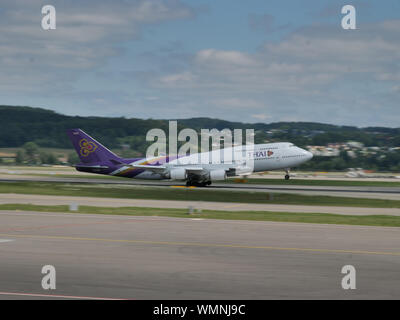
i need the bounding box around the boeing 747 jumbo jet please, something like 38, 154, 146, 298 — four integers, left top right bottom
67, 129, 313, 186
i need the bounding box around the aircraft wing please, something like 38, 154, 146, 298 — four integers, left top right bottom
126, 162, 251, 180
129, 164, 205, 173
234, 165, 254, 176
126, 164, 167, 173
75, 164, 110, 169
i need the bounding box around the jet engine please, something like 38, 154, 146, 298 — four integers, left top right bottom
169, 168, 187, 180
209, 169, 227, 181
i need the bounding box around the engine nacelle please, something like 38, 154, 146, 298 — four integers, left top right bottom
169, 168, 187, 180
209, 169, 227, 181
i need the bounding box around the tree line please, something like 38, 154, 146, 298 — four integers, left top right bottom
1, 105, 400, 171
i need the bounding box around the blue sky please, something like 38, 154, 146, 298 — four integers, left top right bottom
1, 0, 399, 126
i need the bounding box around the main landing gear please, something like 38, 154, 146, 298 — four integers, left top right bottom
284, 169, 290, 180
186, 180, 212, 187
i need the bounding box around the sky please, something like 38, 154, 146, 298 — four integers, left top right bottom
1, 0, 399, 127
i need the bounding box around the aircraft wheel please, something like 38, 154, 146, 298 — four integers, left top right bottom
194, 182, 206, 187
285, 174, 290, 180
186, 180, 211, 187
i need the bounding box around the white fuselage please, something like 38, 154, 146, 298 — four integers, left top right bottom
126, 142, 313, 180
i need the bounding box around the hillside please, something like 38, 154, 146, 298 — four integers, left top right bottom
1, 105, 399, 150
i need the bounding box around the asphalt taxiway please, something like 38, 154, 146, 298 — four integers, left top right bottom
1, 193, 400, 216
0, 211, 399, 299
1, 175, 400, 200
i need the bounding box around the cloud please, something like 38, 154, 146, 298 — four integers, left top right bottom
314, 0, 373, 19
140, 19, 400, 125
211, 98, 265, 110
0, 0, 196, 94
159, 71, 196, 86
159, 21, 400, 88
196, 49, 257, 67
251, 113, 270, 121
1, 1, 399, 127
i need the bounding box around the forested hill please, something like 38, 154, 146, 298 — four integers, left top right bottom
1, 105, 400, 149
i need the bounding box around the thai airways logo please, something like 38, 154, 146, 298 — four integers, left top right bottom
79, 139, 97, 157
250, 150, 274, 158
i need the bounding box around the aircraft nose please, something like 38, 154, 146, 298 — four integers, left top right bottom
300, 148, 313, 160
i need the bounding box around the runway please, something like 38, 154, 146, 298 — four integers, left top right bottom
0, 211, 399, 299
1, 175, 400, 200
1, 193, 400, 216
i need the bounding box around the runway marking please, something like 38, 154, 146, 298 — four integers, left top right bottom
0, 233, 399, 257
0, 291, 126, 300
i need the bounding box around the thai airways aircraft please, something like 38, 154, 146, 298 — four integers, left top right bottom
67, 129, 313, 186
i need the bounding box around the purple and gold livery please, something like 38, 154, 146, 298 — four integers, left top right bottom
66, 128, 313, 185
79, 139, 98, 157
67, 129, 148, 178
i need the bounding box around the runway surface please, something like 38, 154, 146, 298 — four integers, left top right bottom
1, 193, 400, 216
1, 175, 400, 200
0, 210, 399, 299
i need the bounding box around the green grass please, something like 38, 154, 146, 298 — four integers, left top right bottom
8, 171, 400, 187
0, 165, 74, 171
1, 203, 400, 227
2, 163, 400, 187
227, 178, 400, 187
1, 181, 400, 208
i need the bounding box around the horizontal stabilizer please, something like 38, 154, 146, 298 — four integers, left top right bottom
74, 164, 110, 169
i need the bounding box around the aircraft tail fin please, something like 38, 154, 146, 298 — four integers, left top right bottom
66, 129, 121, 164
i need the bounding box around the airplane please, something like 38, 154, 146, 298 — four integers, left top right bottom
66, 129, 313, 186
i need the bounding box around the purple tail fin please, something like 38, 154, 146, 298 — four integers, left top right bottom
66, 129, 121, 164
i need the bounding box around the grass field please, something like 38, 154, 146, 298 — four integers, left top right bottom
1, 203, 399, 227
6, 172, 400, 187
1, 181, 400, 208
228, 178, 400, 187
